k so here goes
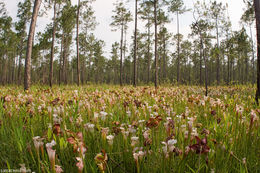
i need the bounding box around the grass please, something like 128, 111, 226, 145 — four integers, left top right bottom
0, 85, 259, 173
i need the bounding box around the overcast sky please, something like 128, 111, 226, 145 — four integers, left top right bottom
2, 0, 252, 58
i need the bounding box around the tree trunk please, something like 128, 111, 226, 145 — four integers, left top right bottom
202, 37, 208, 96
227, 53, 230, 85
177, 10, 180, 84
76, 0, 81, 86
24, 0, 42, 90
123, 27, 127, 83
255, 0, 260, 104
147, 22, 151, 84
250, 25, 256, 83
133, 0, 138, 87
154, 0, 158, 88
216, 18, 220, 85
49, 0, 57, 87
59, 33, 64, 86
18, 40, 23, 85
163, 35, 167, 80
120, 23, 124, 86
199, 38, 203, 86
63, 37, 68, 84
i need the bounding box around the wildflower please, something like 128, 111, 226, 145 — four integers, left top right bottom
143, 130, 150, 140
19, 164, 27, 173
76, 157, 84, 173
133, 152, 139, 161
191, 128, 198, 137
46, 140, 56, 171
131, 136, 139, 147
53, 114, 62, 124
138, 119, 145, 124
106, 135, 114, 145
250, 110, 259, 127
120, 127, 129, 140
55, 165, 63, 173
76, 115, 83, 125
77, 142, 87, 158
164, 118, 174, 136
161, 138, 177, 157
84, 123, 95, 133
95, 150, 108, 172
189, 136, 210, 154
185, 107, 190, 116
33, 136, 44, 155
146, 115, 162, 128
133, 148, 145, 162
211, 168, 215, 173
101, 127, 109, 140
236, 105, 244, 115
94, 112, 99, 121
47, 106, 52, 114
126, 110, 131, 117
100, 111, 108, 121
242, 158, 246, 165
128, 125, 137, 134
161, 142, 169, 158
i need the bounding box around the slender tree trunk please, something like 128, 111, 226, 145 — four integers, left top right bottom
245, 50, 249, 83
76, 0, 81, 86
12, 53, 16, 83
147, 19, 151, 84
199, 38, 203, 85
227, 52, 230, 85
3, 53, 7, 85
154, 0, 158, 88
133, 0, 138, 87
123, 27, 127, 83
202, 39, 208, 96
250, 25, 256, 83
59, 33, 64, 86
163, 35, 167, 80
216, 18, 220, 85
63, 38, 67, 84
24, 0, 42, 90
177, 10, 180, 84
17, 38, 23, 85
120, 23, 124, 86
49, 0, 57, 87
255, 0, 260, 104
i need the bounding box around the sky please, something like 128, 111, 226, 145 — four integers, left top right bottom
2, 0, 252, 58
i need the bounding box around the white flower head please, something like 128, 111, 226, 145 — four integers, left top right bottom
106, 135, 115, 145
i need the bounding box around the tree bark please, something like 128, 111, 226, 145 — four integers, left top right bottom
250, 25, 256, 83
163, 34, 167, 80
254, 0, 260, 104
154, 0, 158, 88
24, 0, 42, 90
76, 0, 81, 86
202, 37, 208, 96
49, 0, 57, 87
17, 38, 23, 85
177, 10, 180, 84
133, 0, 138, 87
59, 33, 63, 86
120, 23, 124, 86
199, 38, 202, 85
216, 18, 220, 85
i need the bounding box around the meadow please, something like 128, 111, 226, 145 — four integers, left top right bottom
0, 85, 259, 173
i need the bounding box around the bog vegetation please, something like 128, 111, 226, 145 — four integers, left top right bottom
0, 86, 259, 172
